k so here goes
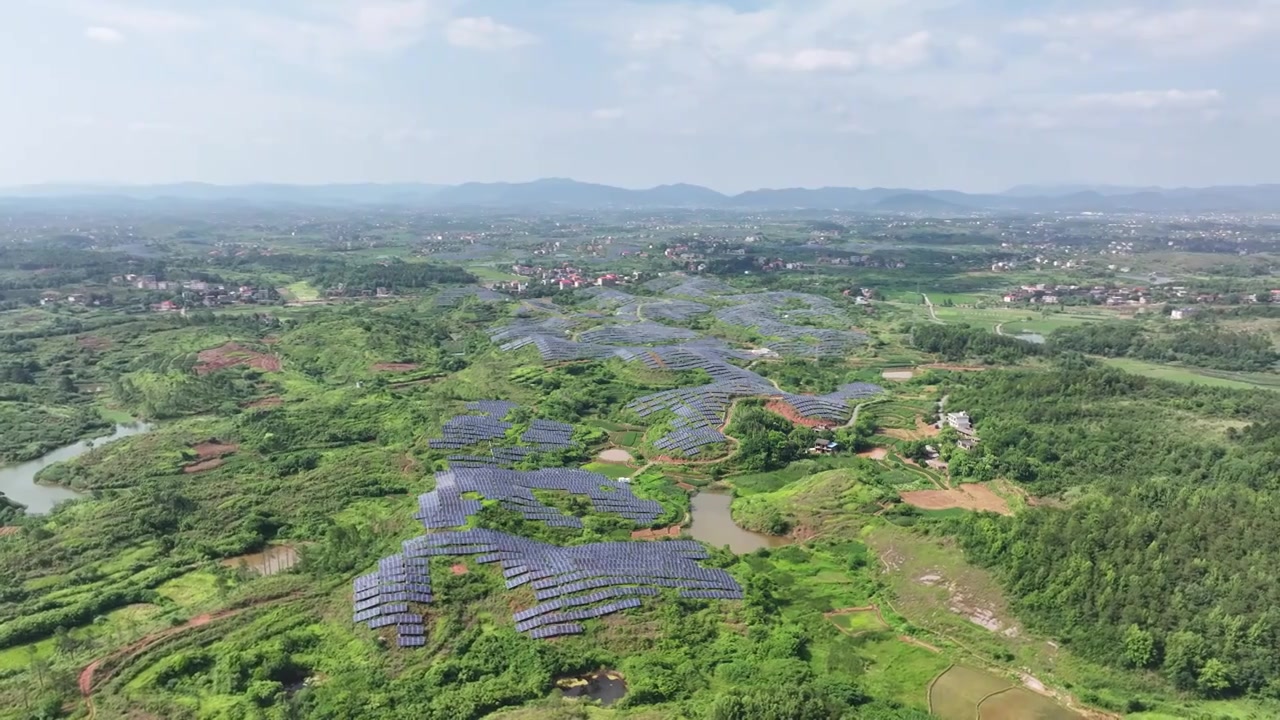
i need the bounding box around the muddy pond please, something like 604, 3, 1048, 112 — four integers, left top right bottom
557, 670, 628, 706
687, 492, 790, 555
0, 422, 154, 514
221, 545, 302, 576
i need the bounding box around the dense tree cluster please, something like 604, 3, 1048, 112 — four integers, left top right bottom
1048, 322, 1279, 372
909, 324, 1043, 364
728, 402, 816, 474
940, 362, 1280, 698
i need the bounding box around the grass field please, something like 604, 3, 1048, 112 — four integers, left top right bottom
284, 281, 321, 302
1102, 357, 1280, 391
829, 608, 887, 636
581, 462, 633, 480
466, 265, 524, 283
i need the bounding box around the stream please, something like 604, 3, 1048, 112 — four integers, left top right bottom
0, 422, 154, 514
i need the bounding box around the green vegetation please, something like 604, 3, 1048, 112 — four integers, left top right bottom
1048, 321, 1279, 372
3, 207, 1279, 719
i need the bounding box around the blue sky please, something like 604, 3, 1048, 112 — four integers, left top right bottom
5, 0, 1279, 192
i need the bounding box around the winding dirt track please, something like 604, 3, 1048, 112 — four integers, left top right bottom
79, 611, 241, 717
79, 593, 302, 717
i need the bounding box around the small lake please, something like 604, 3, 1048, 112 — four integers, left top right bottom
688, 492, 790, 555
557, 670, 627, 706
0, 422, 154, 514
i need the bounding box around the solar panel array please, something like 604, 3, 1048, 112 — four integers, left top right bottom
352, 553, 430, 648
414, 467, 663, 530
715, 292, 869, 358
580, 287, 638, 306
353, 528, 744, 641
435, 286, 511, 307
634, 300, 711, 322
662, 277, 736, 298
577, 322, 699, 346
466, 400, 518, 419
428, 415, 513, 450
521, 419, 574, 450
616, 342, 884, 452
489, 317, 576, 344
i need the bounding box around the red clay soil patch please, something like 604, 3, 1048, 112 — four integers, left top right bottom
766, 399, 831, 428
883, 416, 941, 441
183, 458, 224, 474
449, 564, 469, 575
900, 483, 1011, 515
371, 362, 420, 372
0, 527, 19, 537
631, 525, 682, 540
194, 343, 281, 375
676, 482, 696, 491
192, 442, 239, 459
245, 396, 283, 409
858, 447, 890, 460
77, 335, 111, 351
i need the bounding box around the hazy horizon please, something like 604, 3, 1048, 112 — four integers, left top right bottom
7, 1, 1280, 193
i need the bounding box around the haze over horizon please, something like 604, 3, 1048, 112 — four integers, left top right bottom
7, 0, 1280, 193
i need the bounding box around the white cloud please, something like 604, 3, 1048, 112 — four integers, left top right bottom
866, 31, 932, 70
591, 108, 625, 121
1071, 89, 1223, 111
1009, 6, 1274, 55
84, 26, 125, 44
351, 1, 443, 52
447, 17, 537, 50
749, 48, 859, 73
73, 2, 203, 36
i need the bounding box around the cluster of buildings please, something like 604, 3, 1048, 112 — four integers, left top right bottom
151, 283, 276, 311
494, 266, 645, 293
939, 411, 980, 451
1004, 283, 1280, 309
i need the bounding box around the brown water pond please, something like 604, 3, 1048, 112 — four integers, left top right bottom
688, 492, 790, 555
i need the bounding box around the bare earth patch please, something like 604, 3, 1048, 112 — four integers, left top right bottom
883, 416, 941, 441
900, 483, 1011, 515
917, 571, 1022, 638
0, 527, 19, 537
192, 442, 239, 459
183, 458, 224, 474
858, 447, 890, 460
450, 564, 469, 575
881, 369, 914, 381
631, 525, 681, 540
371, 362, 420, 372
597, 448, 634, 463
765, 399, 831, 428
194, 343, 282, 375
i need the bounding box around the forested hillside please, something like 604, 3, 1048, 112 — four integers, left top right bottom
940, 362, 1280, 698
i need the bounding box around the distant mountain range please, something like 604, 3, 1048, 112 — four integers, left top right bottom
5, 179, 1280, 214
